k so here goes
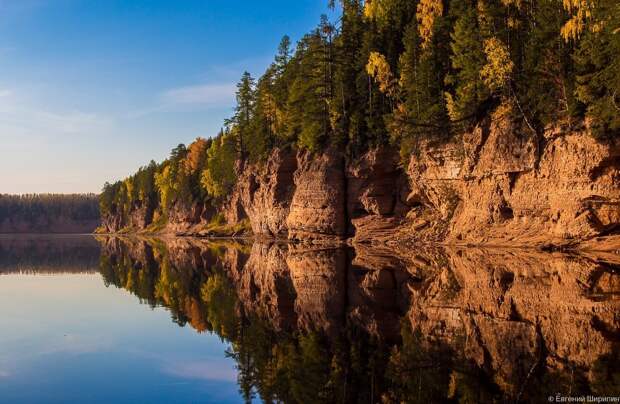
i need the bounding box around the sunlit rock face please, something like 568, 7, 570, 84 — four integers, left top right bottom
226, 108, 619, 247
235, 149, 297, 237
406, 107, 620, 248
286, 148, 348, 241
97, 237, 620, 402
101, 106, 620, 250
346, 146, 413, 245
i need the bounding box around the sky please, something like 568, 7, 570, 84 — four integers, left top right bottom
0, 0, 334, 194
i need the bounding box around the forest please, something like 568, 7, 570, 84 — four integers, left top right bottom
0, 194, 100, 232
100, 0, 620, 225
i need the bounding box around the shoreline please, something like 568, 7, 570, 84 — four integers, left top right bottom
92, 231, 620, 255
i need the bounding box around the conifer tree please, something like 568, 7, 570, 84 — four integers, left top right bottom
285, 30, 332, 151
231, 72, 256, 159
572, 0, 620, 137
445, 1, 488, 124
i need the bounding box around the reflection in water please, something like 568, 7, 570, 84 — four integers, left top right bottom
96, 237, 620, 403
0, 235, 100, 274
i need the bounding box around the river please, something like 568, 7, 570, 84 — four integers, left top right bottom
0, 235, 618, 403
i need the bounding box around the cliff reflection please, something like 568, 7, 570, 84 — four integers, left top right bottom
97, 237, 620, 402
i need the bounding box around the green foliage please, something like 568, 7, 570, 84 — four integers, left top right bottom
390, 16, 450, 160
100, 0, 619, 228
520, 0, 579, 126
573, 0, 620, 137
0, 194, 99, 231
445, 2, 488, 123
201, 131, 237, 199
285, 29, 333, 152
229, 71, 256, 159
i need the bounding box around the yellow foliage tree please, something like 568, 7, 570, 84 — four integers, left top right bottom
366, 51, 398, 99
480, 37, 514, 92
364, 0, 390, 23
200, 133, 237, 199
416, 0, 444, 49
154, 165, 174, 209
561, 0, 596, 40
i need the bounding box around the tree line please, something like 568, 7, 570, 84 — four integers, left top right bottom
0, 194, 100, 224
100, 0, 620, 222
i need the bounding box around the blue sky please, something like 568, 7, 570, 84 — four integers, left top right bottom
0, 0, 334, 194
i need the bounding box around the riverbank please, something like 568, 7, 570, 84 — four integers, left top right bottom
99, 110, 620, 252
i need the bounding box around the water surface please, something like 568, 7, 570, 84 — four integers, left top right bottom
0, 235, 619, 403
0, 236, 239, 403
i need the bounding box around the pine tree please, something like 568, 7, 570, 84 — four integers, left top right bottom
573, 0, 620, 137
232, 72, 256, 159
520, 0, 578, 126
393, 17, 450, 159
445, 1, 488, 124
332, 0, 365, 149
285, 31, 332, 152
251, 66, 278, 159
275, 35, 292, 75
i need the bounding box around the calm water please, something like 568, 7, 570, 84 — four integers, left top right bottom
0, 235, 619, 403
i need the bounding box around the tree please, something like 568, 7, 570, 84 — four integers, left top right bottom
416, 0, 444, 49
200, 130, 238, 198
572, 0, 620, 137
392, 18, 450, 159
445, 2, 488, 123
231, 72, 256, 159
285, 30, 333, 152
275, 35, 292, 75
366, 51, 398, 102
249, 66, 280, 160
520, 0, 578, 126
480, 37, 514, 94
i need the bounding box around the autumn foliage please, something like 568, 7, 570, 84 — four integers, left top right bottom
101, 0, 620, 224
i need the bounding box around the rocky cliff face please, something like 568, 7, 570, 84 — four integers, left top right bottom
286, 148, 348, 240
234, 148, 297, 237
102, 107, 620, 250
226, 106, 619, 250
406, 106, 620, 249
224, 144, 412, 244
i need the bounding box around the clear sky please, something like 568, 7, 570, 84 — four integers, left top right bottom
0, 0, 333, 194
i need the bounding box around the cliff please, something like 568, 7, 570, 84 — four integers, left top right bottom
100, 108, 620, 251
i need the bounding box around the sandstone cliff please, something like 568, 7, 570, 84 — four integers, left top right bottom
100, 107, 620, 251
